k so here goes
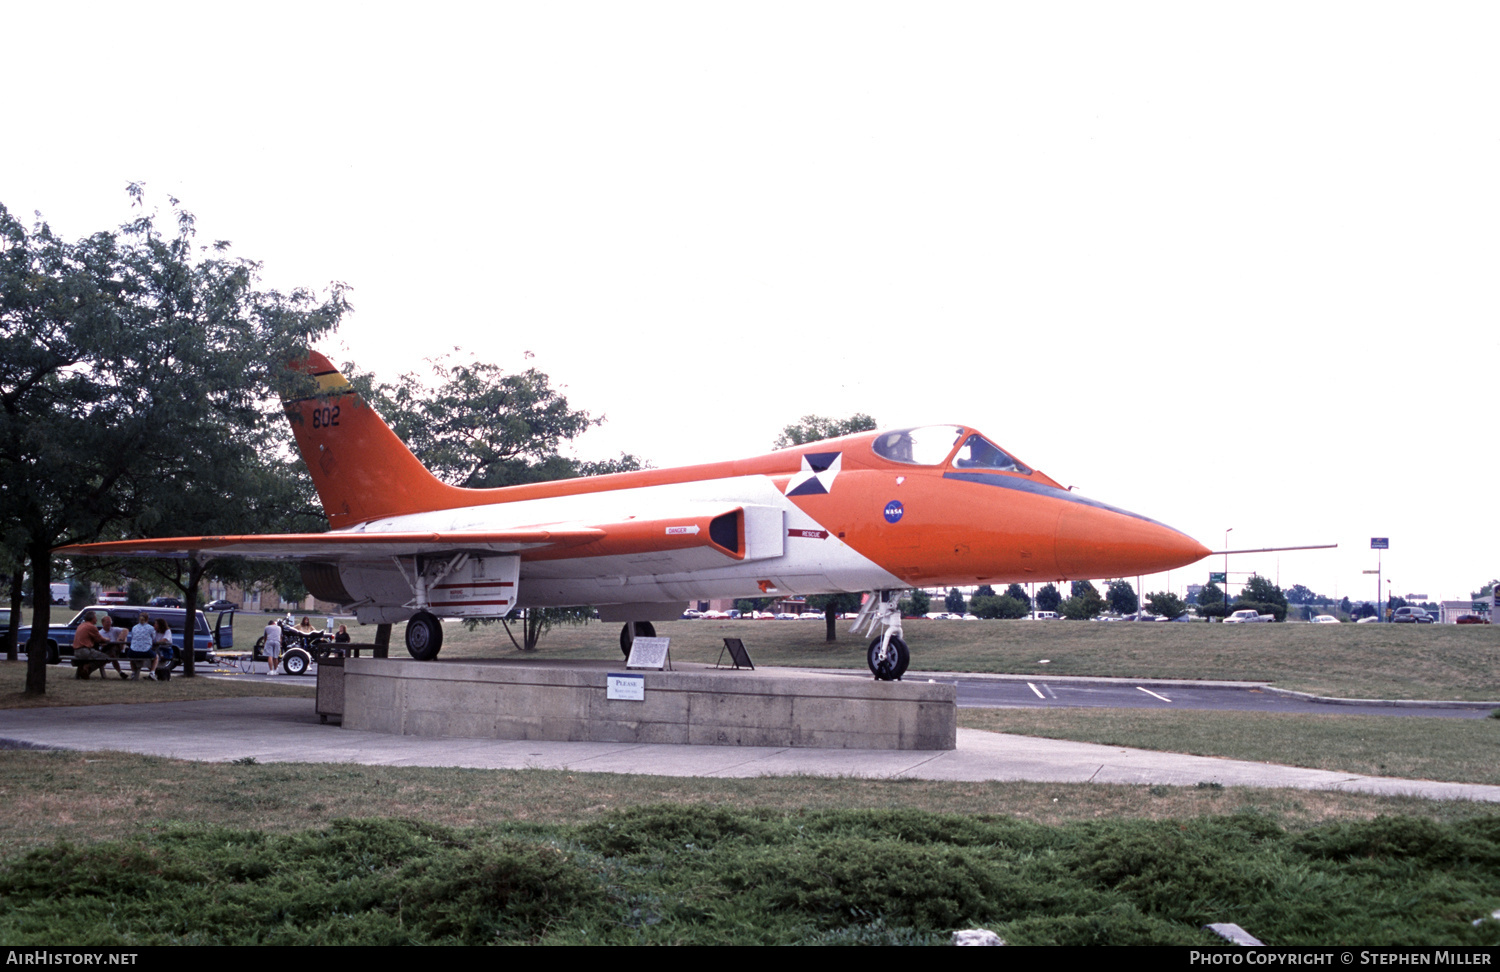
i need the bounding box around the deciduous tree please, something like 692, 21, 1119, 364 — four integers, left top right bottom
0, 191, 348, 693
1145, 591, 1188, 620
773, 413, 877, 449
1105, 579, 1138, 615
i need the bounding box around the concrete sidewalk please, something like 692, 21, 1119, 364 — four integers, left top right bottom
0, 697, 1495, 803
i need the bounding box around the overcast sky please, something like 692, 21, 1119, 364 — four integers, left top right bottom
5, 2, 1496, 604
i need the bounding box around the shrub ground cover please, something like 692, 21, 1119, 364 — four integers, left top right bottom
3, 806, 1499, 945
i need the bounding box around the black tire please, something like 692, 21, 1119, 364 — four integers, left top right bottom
282, 648, 312, 676
47, 641, 60, 665
867, 635, 910, 681
406, 611, 443, 660
253, 634, 266, 661
619, 621, 656, 657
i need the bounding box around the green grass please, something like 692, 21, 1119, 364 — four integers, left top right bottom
960, 708, 1500, 786
426, 617, 1500, 701
2, 804, 1498, 945
0, 661, 313, 709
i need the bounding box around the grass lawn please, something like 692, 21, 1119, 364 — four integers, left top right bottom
0, 660, 313, 709
960, 707, 1500, 786
426, 616, 1500, 701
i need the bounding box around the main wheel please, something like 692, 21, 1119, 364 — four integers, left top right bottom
406, 611, 443, 660
282, 648, 312, 676
253, 634, 266, 661
619, 621, 656, 657
867, 635, 910, 681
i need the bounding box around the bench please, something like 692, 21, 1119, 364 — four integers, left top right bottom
70, 649, 177, 680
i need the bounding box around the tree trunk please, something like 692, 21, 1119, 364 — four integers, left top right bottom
180, 560, 207, 677
824, 606, 837, 642
24, 544, 51, 696
4, 566, 21, 661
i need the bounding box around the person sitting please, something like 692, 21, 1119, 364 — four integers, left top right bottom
152, 618, 176, 678
97, 614, 128, 679
71, 611, 113, 679
334, 624, 350, 643
125, 613, 159, 680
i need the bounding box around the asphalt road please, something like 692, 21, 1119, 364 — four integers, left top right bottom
941, 674, 1496, 718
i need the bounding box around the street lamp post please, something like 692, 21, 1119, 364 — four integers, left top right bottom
1224, 528, 1233, 615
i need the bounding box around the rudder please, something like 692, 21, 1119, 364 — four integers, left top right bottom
284, 352, 469, 528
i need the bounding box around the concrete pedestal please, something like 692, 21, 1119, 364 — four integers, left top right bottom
342, 658, 956, 750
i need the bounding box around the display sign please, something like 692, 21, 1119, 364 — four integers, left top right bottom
625, 636, 671, 670
1370, 537, 1389, 549
1209, 572, 1226, 584
606, 673, 645, 701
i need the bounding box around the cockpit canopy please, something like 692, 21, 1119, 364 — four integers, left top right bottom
871, 425, 1032, 474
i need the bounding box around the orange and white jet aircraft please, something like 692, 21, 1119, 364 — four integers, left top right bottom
57, 352, 1212, 679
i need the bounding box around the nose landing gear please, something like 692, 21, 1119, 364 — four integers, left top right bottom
850, 590, 909, 680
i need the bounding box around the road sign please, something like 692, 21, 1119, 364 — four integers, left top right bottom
1370, 537, 1389, 549
1209, 572, 1226, 584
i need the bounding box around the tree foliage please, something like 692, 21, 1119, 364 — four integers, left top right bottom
363, 353, 642, 489
944, 588, 966, 614
773, 413, 877, 450
1105, 579, 1138, 615
1003, 584, 1031, 611
1059, 581, 1105, 620
1145, 591, 1188, 620
969, 594, 1029, 620
898, 590, 931, 617
0, 190, 347, 692
1284, 584, 1320, 605
1035, 583, 1062, 613
1234, 575, 1288, 622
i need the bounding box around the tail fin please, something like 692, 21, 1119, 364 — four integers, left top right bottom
284, 352, 471, 529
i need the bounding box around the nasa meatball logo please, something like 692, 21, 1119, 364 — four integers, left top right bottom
883, 500, 904, 523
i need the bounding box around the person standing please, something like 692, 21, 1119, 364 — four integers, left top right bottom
262, 618, 282, 675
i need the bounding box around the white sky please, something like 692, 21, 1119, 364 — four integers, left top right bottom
5, 2, 1496, 604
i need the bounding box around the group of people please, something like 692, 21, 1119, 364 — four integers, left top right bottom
261, 616, 350, 675
71, 610, 176, 680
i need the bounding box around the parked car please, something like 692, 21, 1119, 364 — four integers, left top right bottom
1455, 614, 1491, 625
1224, 610, 1274, 623
147, 596, 184, 608
1310, 615, 1340, 624
205, 599, 239, 611
14, 604, 234, 664
1391, 607, 1434, 624
1025, 611, 1060, 621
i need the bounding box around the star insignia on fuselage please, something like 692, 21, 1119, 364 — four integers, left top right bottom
785, 451, 841, 496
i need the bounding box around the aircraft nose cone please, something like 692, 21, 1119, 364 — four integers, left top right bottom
1055, 503, 1211, 578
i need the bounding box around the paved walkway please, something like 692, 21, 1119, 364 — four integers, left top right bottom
0, 697, 1495, 803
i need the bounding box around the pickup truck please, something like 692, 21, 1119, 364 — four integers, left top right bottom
1224, 609, 1275, 623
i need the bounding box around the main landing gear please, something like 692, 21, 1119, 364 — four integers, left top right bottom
619, 621, 655, 658
406, 610, 443, 660
850, 590, 910, 681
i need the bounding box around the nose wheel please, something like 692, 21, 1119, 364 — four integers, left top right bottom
850, 590, 911, 680
867, 636, 910, 681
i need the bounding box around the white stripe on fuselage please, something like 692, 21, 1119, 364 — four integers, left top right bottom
340, 475, 903, 606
